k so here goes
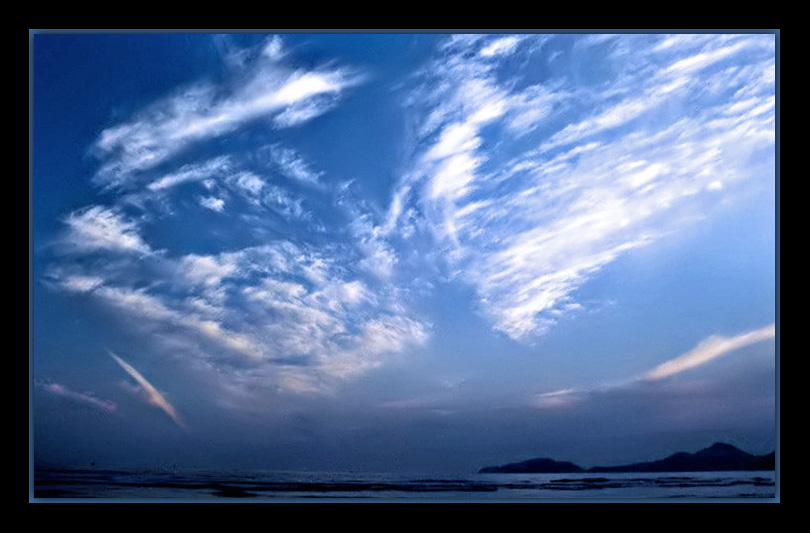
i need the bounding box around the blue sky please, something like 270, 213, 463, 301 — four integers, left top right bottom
32, 33, 777, 473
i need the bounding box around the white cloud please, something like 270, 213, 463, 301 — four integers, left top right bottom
532, 388, 586, 409
51, 236, 428, 397
232, 171, 265, 197
268, 145, 323, 185
506, 84, 561, 136
337, 280, 375, 307
147, 156, 231, 192
91, 283, 263, 361
95, 285, 179, 323
390, 34, 775, 341
63, 206, 152, 255
543, 94, 663, 150
261, 35, 285, 62
199, 195, 226, 212
178, 253, 239, 287
262, 185, 309, 220
92, 37, 362, 188
273, 95, 339, 128
467, 104, 772, 338
349, 214, 399, 280
479, 36, 522, 58
642, 324, 776, 381
51, 274, 105, 293
314, 314, 429, 380
541, 38, 767, 153
663, 39, 751, 77
651, 34, 716, 53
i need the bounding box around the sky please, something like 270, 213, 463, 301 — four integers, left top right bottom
31, 32, 777, 474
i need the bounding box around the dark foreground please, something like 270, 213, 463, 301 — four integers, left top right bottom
33, 467, 776, 500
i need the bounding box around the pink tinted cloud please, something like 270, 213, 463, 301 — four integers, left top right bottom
109, 351, 186, 430
41, 382, 118, 414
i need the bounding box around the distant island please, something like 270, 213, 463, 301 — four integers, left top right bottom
479, 442, 775, 474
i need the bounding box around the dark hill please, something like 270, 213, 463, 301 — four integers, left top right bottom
479, 457, 583, 474
479, 443, 775, 474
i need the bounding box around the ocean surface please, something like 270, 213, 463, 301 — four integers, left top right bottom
32, 467, 777, 500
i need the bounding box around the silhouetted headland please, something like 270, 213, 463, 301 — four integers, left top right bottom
479, 442, 776, 474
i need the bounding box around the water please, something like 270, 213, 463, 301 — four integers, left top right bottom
33, 467, 777, 500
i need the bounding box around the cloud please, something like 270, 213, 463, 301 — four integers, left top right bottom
178, 253, 239, 288
642, 324, 776, 381
43, 34, 773, 416
41, 35, 447, 415
479, 36, 523, 58
268, 145, 322, 185
96, 284, 264, 361
39, 382, 118, 414
232, 171, 265, 198
308, 314, 430, 383
109, 351, 186, 429
272, 95, 340, 128
389, 33, 775, 341
533, 323, 776, 409
199, 196, 226, 212
663, 39, 751, 77
49, 234, 428, 398
147, 156, 231, 192
541, 38, 760, 152
63, 206, 152, 255
532, 388, 587, 409
91, 36, 363, 189
262, 185, 309, 220
49, 274, 105, 293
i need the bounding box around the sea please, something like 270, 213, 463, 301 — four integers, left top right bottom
32, 467, 777, 500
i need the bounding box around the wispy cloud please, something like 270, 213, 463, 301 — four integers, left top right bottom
642, 324, 776, 382
39, 382, 118, 414
198, 195, 226, 212
350, 214, 399, 280
49, 233, 428, 398
109, 351, 186, 429
47, 273, 105, 293
532, 388, 587, 409
533, 323, 776, 409
267, 145, 323, 185
95, 285, 264, 362
479, 35, 524, 58
262, 185, 310, 220
390, 34, 775, 340
177, 252, 239, 288
147, 156, 231, 192
63, 206, 152, 255
91, 36, 363, 189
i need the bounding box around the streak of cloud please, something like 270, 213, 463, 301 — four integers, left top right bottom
533, 323, 776, 409
642, 324, 776, 382
109, 351, 186, 430
39, 382, 118, 414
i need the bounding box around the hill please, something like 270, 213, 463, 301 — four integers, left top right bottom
479, 443, 775, 474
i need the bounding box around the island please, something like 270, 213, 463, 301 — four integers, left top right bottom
479, 442, 776, 474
